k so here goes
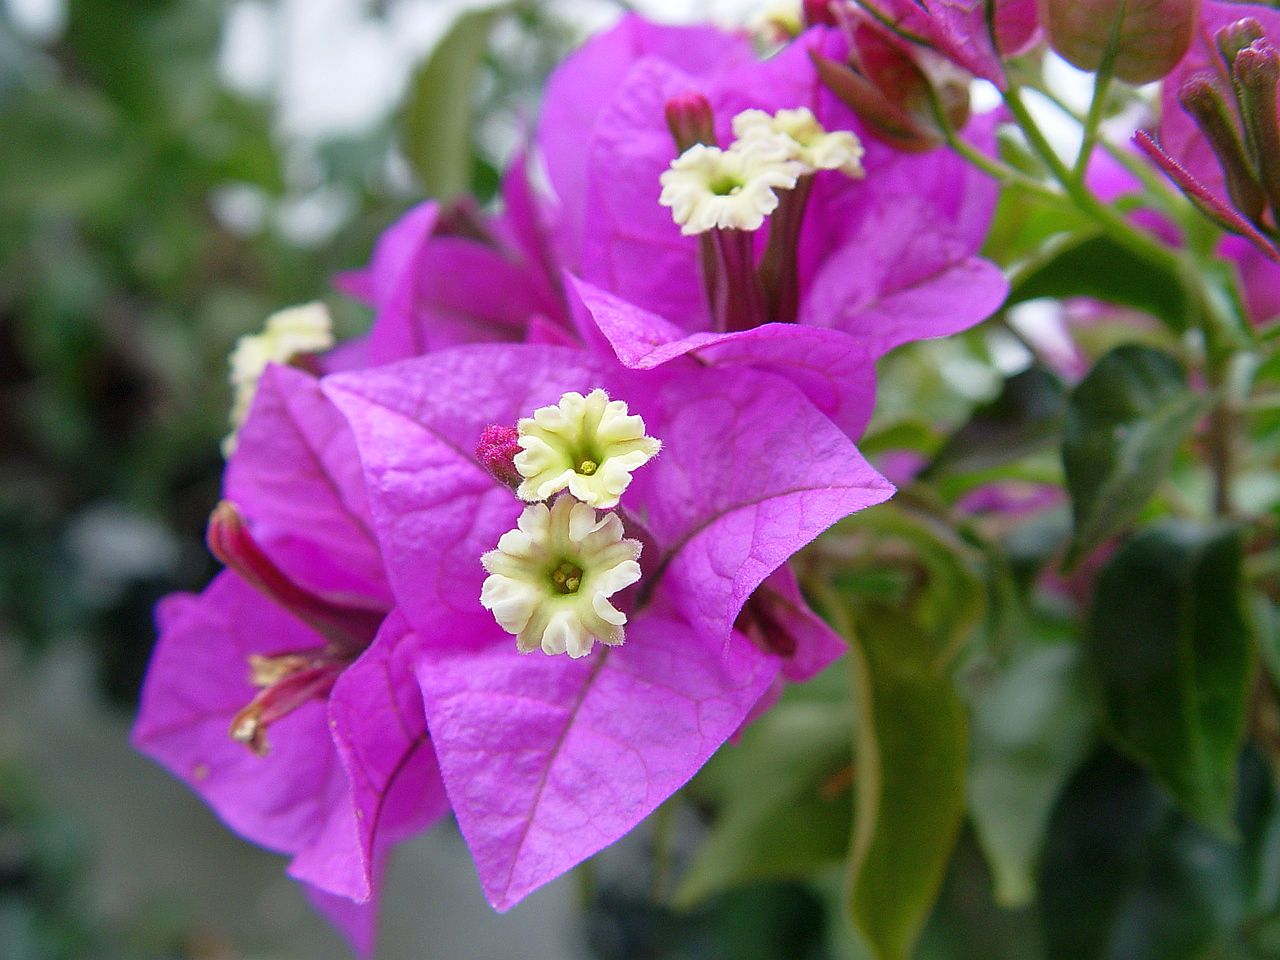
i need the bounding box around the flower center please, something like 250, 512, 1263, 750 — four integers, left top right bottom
551, 560, 584, 594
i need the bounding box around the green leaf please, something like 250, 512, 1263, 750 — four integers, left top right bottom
676, 700, 853, 907
1087, 521, 1251, 833
1008, 233, 1193, 331
967, 642, 1094, 907
1062, 344, 1210, 567
922, 365, 1066, 480
401, 7, 502, 199
847, 611, 968, 960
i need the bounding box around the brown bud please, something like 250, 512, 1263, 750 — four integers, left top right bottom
1216, 17, 1266, 69
1178, 73, 1265, 222
1233, 40, 1280, 220
1038, 0, 1202, 84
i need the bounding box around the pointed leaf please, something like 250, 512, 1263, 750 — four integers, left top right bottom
1087, 521, 1251, 832
676, 700, 854, 906
923, 365, 1066, 479
1062, 345, 1209, 567
402, 7, 502, 200
847, 611, 968, 960
967, 642, 1094, 906
1009, 233, 1193, 331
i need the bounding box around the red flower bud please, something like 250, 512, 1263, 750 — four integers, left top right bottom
803, 0, 838, 28
1216, 17, 1266, 69
665, 91, 717, 153
1038, 0, 1202, 84
476, 424, 523, 489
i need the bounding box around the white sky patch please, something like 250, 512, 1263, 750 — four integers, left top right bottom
4, 0, 65, 41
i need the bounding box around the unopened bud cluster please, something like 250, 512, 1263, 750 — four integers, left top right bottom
1182, 19, 1280, 233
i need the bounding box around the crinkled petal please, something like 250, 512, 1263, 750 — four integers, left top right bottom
414, 607, 778, 909
132, 572, 365, 900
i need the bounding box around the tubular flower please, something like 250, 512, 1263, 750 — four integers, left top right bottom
224, 302, 334, 455
659, 140, 803, 235
481, 495, 643, 658
732, 107, 865, 177
514, 388, 661, 508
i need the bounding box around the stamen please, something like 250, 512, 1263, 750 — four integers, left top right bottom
229, 655, 347, 756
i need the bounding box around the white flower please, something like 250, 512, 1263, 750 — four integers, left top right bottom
659, 140, 803, 236
223, 302, 333, 455
514, 389, 661, 509
733, 107, 865, 178
480, 496, 643, 658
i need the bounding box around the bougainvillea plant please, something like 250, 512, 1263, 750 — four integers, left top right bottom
135, 1, 1280, 956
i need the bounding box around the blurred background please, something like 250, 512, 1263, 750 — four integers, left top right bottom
0, 1, 806, 957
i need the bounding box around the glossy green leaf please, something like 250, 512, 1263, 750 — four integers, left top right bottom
1062, 345, 1210, 568
676, 701, 853, 907
923, 366, 1066, 480
967, 642, 1094, 907
1088, 522, 1251, 833
402, 7, 501, 199
1008, 233, 1193, 331
847, 611, 968, 960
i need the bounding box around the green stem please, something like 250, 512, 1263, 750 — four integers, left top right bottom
650, 796, 677, 904
1003, 83, 1183, 274
1071, 11, 1121, 182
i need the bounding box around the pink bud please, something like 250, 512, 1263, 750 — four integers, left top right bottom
1038, 0, 1202, 84
803, 0, 838, 28
476, 424, 523, 488
664, 91, 717, 153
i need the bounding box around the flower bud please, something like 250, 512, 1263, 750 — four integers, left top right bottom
1177, 73, 1265, 222
1216, 17, 1265, 69
1233, 40, 1280, 218
811, 22, 970, 152
1038, 0, 1202, 84
476, 424, 523, 488
803, 0, 838, 28
665, 91, 717, 153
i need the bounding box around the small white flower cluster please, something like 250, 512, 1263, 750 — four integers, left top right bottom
659, 106, 864, 236
480, 390, 659, 659
223, 302, 333, 456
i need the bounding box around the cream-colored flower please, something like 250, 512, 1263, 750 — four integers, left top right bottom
748, 2, 804, 43
480, 496, 643, 658
659, 140, 803, 235
514, 388, 661, 509
223, 302, 333, 455
733, 107, 865, 178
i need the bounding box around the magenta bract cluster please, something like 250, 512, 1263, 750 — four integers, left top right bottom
132, 13, 1009, 952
